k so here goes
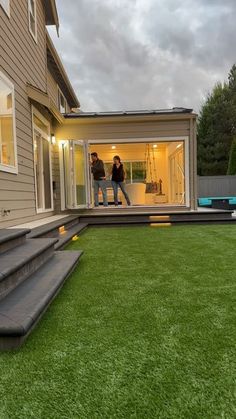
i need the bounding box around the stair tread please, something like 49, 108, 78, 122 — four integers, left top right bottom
0, 238, 58, 280
55, 223, 88, 250
0, 229, 31, 245
28, 216, 79, 238
0, 250, 83, 336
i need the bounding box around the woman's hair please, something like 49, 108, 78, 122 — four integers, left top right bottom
113, 155, 121, 163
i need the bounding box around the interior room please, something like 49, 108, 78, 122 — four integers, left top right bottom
89, 141, 185, 207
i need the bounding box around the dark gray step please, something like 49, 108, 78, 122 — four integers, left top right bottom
0, 229, 31, 255
54, 223, 88, 250
27, 216, 79, 239
0, 238, 58, 300
0, 250, 83, 350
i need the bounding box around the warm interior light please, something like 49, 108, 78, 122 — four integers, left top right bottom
153, 144, 157, 148
111, 145, 116, 149
176, 143, 182, 149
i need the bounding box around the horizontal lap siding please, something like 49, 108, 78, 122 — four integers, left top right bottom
47, 70, 58, 108
56, 119, 190, 141
0, 0, 55, 227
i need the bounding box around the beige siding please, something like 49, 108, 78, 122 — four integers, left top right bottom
0, 0, 56, 227
55, 118, 191, 141
47, 69, 70, 113
47, 69, 58, 108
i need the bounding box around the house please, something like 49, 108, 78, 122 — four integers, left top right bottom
0, 0, 79, 228
0, 0, 198, 230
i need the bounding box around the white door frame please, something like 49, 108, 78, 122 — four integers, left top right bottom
87, 136, 190, 208
59, 140, 90, 210
32, 107, 53, 213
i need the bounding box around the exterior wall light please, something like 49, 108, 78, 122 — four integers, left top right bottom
51, 134, 56, 145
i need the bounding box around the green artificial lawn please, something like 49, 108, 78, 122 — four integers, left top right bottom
0, 225, 236, 419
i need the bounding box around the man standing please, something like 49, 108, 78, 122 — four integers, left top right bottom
91, 152, 108, 207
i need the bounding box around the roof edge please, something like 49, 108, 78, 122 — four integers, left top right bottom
64, 107, 195, 119
43, 0, 59, 35
46, 31, 80, 108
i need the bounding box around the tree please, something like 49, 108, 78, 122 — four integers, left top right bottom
227, 137, 236, 175
197, 65, 236, 176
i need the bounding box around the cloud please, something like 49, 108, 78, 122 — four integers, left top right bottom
48, 0, 236, 112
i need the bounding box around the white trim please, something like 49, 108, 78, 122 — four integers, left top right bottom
32, 107, 53, 213
0, 0, 10, 17
0, 70, 18, 174
87, 136, 190, 208
28, 0, 37, 43
59, 142, 66, 211
88, 136, 188, 145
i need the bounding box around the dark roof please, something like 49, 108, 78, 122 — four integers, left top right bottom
64, 107, 193, 119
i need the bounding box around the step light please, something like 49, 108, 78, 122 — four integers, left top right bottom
150, 223, 172, 227
149, 215, 170, 221
59, 225, 66, 234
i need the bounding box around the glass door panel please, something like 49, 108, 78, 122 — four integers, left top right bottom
74, 143, 86, 206
34, 130, 52, 211
42, 138, 52, 209
34, 132, 43, 210
62, 140, 88, 209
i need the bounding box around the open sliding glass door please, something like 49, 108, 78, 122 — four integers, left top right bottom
62, 140, 89, 209
34, 129, 53, 212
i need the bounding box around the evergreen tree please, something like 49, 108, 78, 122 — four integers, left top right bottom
197, 65, 236, 175
227, 137, 236, 175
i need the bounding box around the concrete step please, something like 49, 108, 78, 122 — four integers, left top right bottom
0, 238, 58, 300
27, 215, 79, 239
54, 223, 88, 250
0, 229, 31, 255
0, 250, 83, 350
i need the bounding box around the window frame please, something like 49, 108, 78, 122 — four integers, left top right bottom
104, 159, 146, 184
0, 0, 10, 17
28, 0, 37, 43
57, 86, 67, 114
0, 71, 18, 174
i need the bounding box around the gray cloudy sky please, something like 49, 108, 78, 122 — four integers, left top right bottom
48, 0, 236, 113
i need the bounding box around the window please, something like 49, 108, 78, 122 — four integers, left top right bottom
0, 0, 10, 16
28, 0, 37, 41
104, 161, 146, 184
0, 71, 17, 173
58, 87, 66, 114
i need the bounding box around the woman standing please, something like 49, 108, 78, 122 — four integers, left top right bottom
111, 155, 131, 206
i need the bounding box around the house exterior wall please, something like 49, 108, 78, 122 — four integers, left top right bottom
0, 0, 67, 227
0, 0, 50, 228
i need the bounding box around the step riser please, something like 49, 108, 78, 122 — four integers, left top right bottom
0, 246, 54, 301
0, 235, 26, 255
36, 219, 79, 239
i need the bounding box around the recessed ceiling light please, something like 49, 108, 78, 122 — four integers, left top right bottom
112, 145, 116, 149
153, 144, 157, 148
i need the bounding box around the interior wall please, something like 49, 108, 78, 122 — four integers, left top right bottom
89, 142, 183, 202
